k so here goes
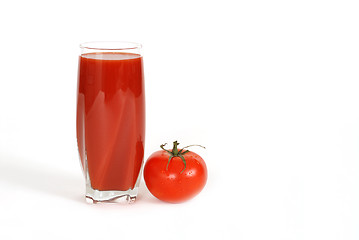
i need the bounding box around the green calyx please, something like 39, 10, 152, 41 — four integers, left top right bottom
160, 141, 205, 174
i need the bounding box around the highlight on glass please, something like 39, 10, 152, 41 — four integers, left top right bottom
76, 41, 145, 203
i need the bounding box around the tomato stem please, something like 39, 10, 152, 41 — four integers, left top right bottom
161, 141, 205, 174
172, 140, 179, 155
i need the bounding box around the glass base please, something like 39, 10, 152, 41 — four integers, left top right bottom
85, 185, 138, 204
82, 152, 143, 204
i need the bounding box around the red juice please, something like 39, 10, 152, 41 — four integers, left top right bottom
77, 52, 145, 191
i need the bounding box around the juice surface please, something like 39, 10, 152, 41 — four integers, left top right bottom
77, 52, 145, 191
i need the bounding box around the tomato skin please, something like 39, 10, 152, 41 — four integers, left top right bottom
144, 149, 207, 203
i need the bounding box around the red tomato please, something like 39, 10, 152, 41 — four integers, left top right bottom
144, 141, 207, 203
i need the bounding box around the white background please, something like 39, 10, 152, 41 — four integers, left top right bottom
0, 0, 358, 239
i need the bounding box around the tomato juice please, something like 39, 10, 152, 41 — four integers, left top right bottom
77, 52, 145, 191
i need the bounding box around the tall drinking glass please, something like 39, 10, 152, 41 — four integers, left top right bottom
76, 42, 145, 203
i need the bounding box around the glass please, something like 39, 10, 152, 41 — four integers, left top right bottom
76, 41, 145, 203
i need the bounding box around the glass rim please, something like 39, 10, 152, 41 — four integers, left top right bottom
80, 41, 142, 51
